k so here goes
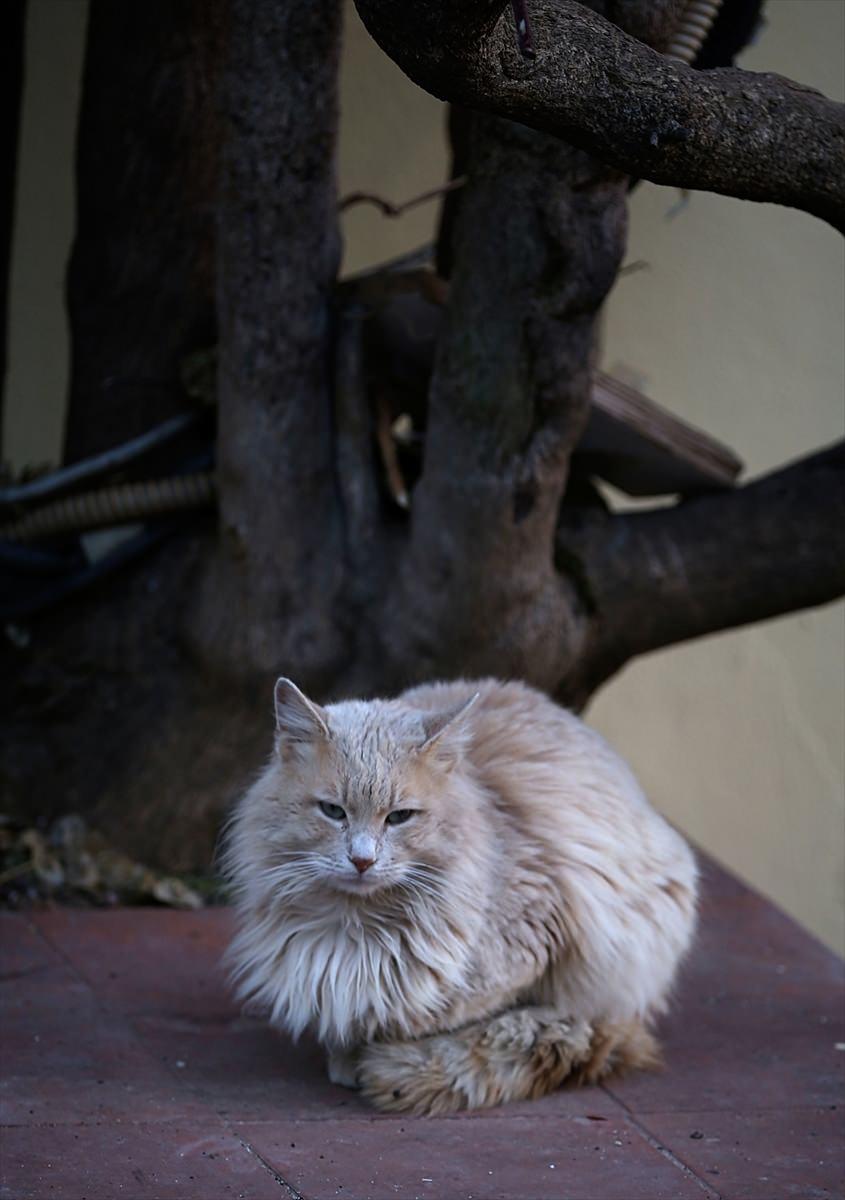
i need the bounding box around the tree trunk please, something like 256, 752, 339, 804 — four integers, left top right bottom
376, 111, 628, 692
3, 0, 350, 869
191, 0, 350, 688
3, 0, 843, 873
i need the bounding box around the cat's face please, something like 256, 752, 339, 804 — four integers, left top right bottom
257, 680, 477, 899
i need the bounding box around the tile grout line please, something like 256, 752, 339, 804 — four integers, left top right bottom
235, 1132, 304, 1199
612, 1101, 723, 1200
632, 1125, 722, 1200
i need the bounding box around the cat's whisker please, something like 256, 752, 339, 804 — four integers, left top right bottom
399, 864, 477, 907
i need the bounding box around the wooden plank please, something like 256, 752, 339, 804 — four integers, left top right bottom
578, 371, 744, 496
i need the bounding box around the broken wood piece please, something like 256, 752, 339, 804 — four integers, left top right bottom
584, 371, 743, 495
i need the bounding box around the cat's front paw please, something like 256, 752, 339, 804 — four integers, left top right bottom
326, 1045, 362, 1089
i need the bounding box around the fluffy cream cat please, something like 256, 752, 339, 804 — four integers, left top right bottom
225, 677, 697, 1114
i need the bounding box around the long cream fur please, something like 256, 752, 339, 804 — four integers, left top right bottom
224, 678, 697, 1114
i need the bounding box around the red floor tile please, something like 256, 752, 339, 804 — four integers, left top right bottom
29, 907, 236, 1022
131, 1016, 621, 1124
1, 858, 842, 1199
0, 954, 209, 1126
604, 860, 845, 1116
636, 1107, 845, 1200
0, 914, 60, 978
0, 1121, 287, 1200
131, 1016, 368, 1121
239, 1114, 708, 1200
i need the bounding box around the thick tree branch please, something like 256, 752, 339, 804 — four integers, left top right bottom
559, 440, 845, 699
353, 0, 845, 231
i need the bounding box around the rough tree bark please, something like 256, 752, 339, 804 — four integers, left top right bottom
191, 0, 349, 687
2, 0, 843, 871
377, 111, 628, 690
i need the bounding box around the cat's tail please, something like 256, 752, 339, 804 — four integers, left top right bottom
358, 1007, 660, 1115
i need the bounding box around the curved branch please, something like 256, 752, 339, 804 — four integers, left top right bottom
559, 440, 845, 698
353, 0, 845, 231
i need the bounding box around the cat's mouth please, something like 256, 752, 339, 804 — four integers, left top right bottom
331, 870, 390, 897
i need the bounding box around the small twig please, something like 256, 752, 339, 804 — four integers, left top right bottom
338, 175, 467, 219
618, 259, 650, 276
511, 0, 536, 59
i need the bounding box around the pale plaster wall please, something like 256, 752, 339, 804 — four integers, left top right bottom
5, 0, 844, 952
3, 0, 88, 469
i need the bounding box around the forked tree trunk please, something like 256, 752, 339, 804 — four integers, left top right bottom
376, 111, 628, 690
2, 0, 843, 871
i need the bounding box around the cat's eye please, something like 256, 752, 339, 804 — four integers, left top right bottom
318, 801, 346, 821
385, 809, 416, 826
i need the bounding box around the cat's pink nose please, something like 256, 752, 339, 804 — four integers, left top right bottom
350, 855, 375, 874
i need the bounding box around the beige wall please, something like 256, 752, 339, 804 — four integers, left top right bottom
338, 3, 447, 275
5, 1, 844, 952
4, 0, 88, 469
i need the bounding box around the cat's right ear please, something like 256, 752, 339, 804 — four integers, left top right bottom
273, 678, 330, 755
416, 692, 479, 770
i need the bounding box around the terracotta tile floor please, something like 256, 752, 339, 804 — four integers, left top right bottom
1, 858, 843, 1200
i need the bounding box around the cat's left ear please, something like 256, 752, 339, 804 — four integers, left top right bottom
273, 678, 330, 752
416, 693, 479, 769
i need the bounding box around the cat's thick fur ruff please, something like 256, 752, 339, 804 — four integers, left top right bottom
225, 678, 697, 1114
